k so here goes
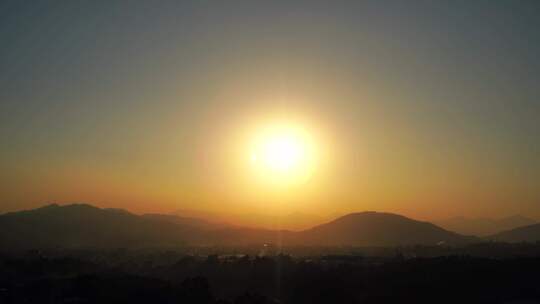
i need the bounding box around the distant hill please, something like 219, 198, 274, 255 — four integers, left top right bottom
173, 209, 325, 231
490, 223, 540, 243
435, 215, 537, 236
141, 213, 226, 230
296, 212, 476, 246
0, 204, 478, 250
227, 212, 326, 231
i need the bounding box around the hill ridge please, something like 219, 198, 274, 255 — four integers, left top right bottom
0, 203, 481, 249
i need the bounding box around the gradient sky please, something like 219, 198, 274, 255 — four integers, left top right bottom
1, 1, 539, 221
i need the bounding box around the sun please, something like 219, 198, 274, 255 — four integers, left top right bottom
249, 123, 316, 185
253, 134, 303, 171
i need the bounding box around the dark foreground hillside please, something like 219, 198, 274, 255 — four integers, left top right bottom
2, 247, 540, 304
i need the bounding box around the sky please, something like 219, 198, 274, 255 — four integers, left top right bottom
1, 0, 539, 223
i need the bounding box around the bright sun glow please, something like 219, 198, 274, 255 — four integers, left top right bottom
249, 123, 316, 185
254, 134, 303, 171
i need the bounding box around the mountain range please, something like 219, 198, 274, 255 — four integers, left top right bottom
435, 215, 537, 236
1, 204, 539, 251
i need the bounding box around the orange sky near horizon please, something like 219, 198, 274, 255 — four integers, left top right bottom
1, 1, 539, 223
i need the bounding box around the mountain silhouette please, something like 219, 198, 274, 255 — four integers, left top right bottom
0, 205, 479, 250
297, 212, 476, 246
489, 222, 540, 242
0, 204, 204, 250
435, 215, 536, 236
